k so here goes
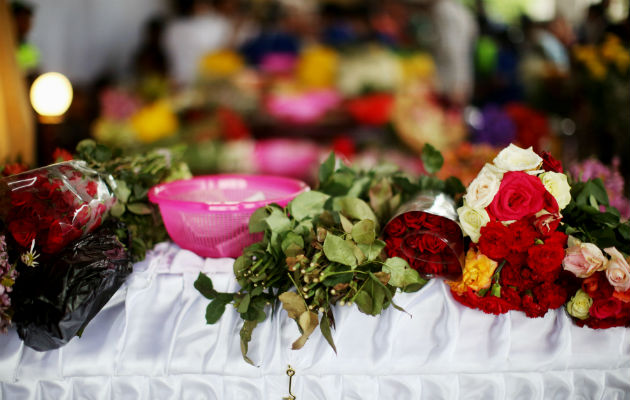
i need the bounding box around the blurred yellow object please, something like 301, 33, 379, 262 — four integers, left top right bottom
131, 100, 178, 143
601, 35, 630, 74
400, 53, 435, 82
92, 118, 137, 148
199, 50, 244, 78
296, 45, 338, 88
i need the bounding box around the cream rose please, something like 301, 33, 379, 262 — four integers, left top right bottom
604, 247, 630, 292
457, 204, 490, 243
539, 172, 571, 210
566, 289, 593, 320
562, 238, 607, 278
493, 143, 543, 172
463, 164, 503, 209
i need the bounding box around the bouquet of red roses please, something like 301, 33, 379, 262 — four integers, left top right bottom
447, 144, 573, 317
0, 161, 115, 254
383, 192, 464, 279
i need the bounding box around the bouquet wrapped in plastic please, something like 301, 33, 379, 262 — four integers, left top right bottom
383, 191, 464, 279
0, 161, 115, 253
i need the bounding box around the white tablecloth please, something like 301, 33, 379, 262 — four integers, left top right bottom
1, 243, 628, 399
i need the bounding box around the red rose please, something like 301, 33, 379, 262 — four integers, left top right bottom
85, 181, 98, 197
506, 219, 537, 252
43, 220, 82, 253
385, 217, 406, 237
419, 234, 448, 254
2, 163, 29, 176
53, 148, 74, 162
8, 218, 37, 247
581, 272, 614, 300
533, 212, 561, 237
72, 203, 92, 226
478, 221, 510, 260
527, 242, 565, 281
403, 212, 425, 229
421, 213, 443, 231
543, 191, 559, 214
541, 151, 563, 173
590, 297, 624, 319
487, 171, 547, 221
10, 190, 33, 207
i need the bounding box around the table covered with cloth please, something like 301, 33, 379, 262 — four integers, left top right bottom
0, 242, 628, 399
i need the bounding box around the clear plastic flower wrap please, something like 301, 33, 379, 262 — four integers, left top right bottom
382, 191, 464, 279
0, 161, 115, 254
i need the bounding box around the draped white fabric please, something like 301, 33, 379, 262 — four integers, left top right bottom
1, 242, 628, 399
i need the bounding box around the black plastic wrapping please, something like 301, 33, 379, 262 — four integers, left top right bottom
10, 221, 133, 351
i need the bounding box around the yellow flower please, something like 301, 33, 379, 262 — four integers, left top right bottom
586, 59, 607, 80
573, 45, 597, 64
199, 50, 244, 78
446, 248, 498, 295
131, 100, 178, 143
400, 53, 435, 82
296, 46, 338, 88
566, 289, 592, 320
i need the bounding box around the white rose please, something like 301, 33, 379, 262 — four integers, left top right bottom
457, 204, 490, 243
493, 143, 543, 172
604, 247, 630, 292
464, 164, 503, 209
539, 171, 571, 210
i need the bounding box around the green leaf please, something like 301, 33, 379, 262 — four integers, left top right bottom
237, 293, 251, 314
320, 171, 355, 196
194, 273, 218, 299
421, 143, 444, 174
444, 176, 466, 198
369, 178, 393, 219
249, 207, 270, 233
289, 191, 330, 221
491, 283, 501, 297
110, 201, 125, 218
339, 214, 354, 234
618, 223, 630, 240
347, 176, 370, 198
354, 290, 373, 315
240, 320, 258, 365
93, 143, 113, 162
279, 291, 307, 319
322, 264, 353, 286
323, 234, 357, 267
318, 152, 336, 184
382, 257, 427, 290
349, 240, 366, 264
265, 207, 291, 232
351, 219, 376, 245
281, 232, 305, 256
127, 203, 153, 215
368, 272, 407, 314
292, 311, 319, 350
205, 298, 229, 324
333, 197, 379, 227
320, 313, 337, 354
113, 180, 131, 203
357, 240, 386, 261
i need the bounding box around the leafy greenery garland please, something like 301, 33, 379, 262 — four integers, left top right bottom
195, 145, 465, 364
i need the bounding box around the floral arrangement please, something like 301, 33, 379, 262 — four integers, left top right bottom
559, 169, 630, 329
195, 145, 464, 363
448, 144, 573, 317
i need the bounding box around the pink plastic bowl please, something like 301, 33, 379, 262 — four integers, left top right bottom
148, 174, 309, 258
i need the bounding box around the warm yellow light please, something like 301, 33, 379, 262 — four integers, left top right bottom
29, 72, 73, 117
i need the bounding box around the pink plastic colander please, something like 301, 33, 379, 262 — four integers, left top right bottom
148, 174, 309, 258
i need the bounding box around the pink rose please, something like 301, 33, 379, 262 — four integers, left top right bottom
563, 242, 607, 278
604, 247, 630, 292
486, 171, 547, 221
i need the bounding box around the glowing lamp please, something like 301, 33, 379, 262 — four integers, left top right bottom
30, 72, 73, 119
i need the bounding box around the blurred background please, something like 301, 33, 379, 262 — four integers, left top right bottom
1, 0, 629, 210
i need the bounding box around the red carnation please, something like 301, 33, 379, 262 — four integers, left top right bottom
533, 212, 561, 237
533, 282, 567, 310
506, 219, 537, 252
527, 242, 565, 281
521, 294, 548, 318
543, 231, 568, 247
541, 151, 563, 173
478, 221, 510, 260
2, 163, 29, 177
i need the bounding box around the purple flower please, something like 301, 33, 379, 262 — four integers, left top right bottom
471, 105, 516, 147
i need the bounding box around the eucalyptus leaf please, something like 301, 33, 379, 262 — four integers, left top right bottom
323, 234, 357, 267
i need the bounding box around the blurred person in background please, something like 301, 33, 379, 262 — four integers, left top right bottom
164, 0, 253, 85
579, 1, 610, 44
399, 0, 478, 107
11, 1, 39, 80
134, 16, 168, 79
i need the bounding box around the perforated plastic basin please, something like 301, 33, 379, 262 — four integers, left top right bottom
148, 174, 309, 258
